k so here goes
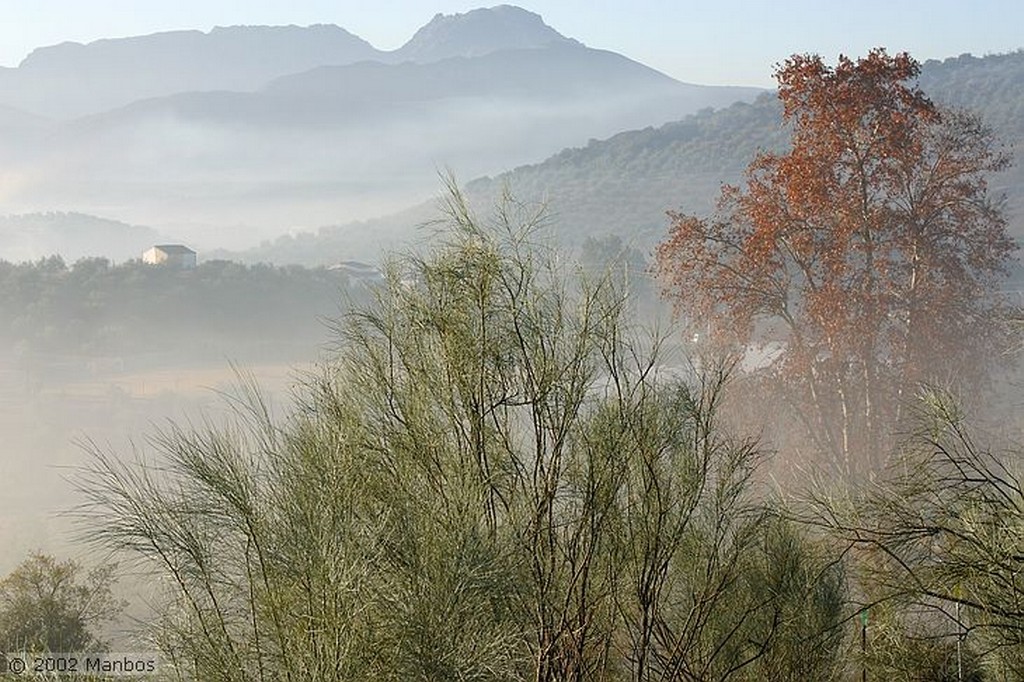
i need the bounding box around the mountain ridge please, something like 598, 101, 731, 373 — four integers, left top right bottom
0, 5, 600, 120
0, 5, 768, 260
4, 24, 381, 119
393, 5, 579, 62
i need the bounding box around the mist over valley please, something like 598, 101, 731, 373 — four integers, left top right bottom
0, 6, 760, 254
1, 5, 1023, 676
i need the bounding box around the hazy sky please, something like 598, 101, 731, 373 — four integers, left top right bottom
0, 1, 1021, 87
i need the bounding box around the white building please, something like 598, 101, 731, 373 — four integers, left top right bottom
142, 244, 197, 268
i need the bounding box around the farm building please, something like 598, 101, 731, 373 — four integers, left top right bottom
142, 244, 197, 268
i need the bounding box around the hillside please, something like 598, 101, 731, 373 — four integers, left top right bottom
240, 50, 1024, 266
224, 95, 781, 265
461, 50, 1024, 250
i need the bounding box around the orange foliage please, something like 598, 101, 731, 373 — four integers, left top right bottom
656, 49, 1015, 479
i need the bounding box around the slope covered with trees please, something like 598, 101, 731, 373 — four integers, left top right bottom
240, 50, 1024, 267
465, 50, 1024, 251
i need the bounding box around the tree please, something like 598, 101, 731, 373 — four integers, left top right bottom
76, 186, 846, 681
656, 49, 1015, 479
0, 552, 123, 653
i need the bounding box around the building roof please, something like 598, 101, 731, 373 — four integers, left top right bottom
152, 244, 196, 255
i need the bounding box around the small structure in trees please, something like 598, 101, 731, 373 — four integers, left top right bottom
141, 244, 196, 269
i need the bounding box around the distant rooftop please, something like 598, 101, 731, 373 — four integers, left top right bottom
153, 244, 196, 254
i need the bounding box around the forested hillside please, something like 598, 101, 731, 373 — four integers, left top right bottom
464, 49, 1024, 248
918, 51, 1024, 132
244, 50, 1024, 266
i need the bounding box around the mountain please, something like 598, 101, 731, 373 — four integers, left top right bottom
392, 5, 579, 62
231, 50, 1024, 266
81, 43, 693, 128
76, 41, 754, 131
0, 9, 762, 250
267, 44, 675, 103
0, 6, 604, 120
0, 24, 382, 119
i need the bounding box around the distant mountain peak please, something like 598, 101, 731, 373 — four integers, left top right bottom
395, 5, 579, 63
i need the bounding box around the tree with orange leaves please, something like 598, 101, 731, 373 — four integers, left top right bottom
656, 49, 1015, 479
